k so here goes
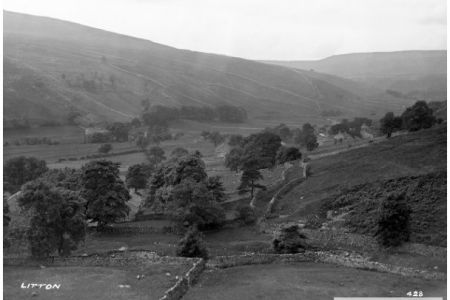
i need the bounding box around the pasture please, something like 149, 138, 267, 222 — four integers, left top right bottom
4, 263, 189, 300
184, 262, 446, 300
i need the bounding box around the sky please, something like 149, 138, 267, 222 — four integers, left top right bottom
3, 0, 447, 60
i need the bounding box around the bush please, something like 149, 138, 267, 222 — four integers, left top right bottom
238, 206, 257, 225
375, 192, 411, 247
273, 225, 309, 254
304, 214, 322, 229
98, 143, 112, 154
176, 227, 208, 259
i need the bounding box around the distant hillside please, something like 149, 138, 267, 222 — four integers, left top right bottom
4, 11, 414, 127
263, 51, 447, 102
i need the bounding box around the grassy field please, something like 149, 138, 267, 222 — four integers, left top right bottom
274, 126, 446, 219
184, 262, 446, 300
4, 264, 188, 300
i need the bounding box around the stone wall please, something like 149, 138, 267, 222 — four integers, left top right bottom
206, 251, 446, 281
3, 250, 194, 268
159, 258, 205, 300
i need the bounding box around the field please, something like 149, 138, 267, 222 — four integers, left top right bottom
184, 262, 446, 300
273, 126, 446, 220
4, 264, 189, 300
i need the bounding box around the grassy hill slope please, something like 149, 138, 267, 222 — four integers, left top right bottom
4, 11, 413, 126
274, 126, 446, 220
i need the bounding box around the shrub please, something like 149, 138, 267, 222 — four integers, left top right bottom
98, 143, 112, 154
273, 225, 309, 254
375, 192, 411, 247
238, 206, 257, 225
304, 214, 322, 229
176, 227, 208, 259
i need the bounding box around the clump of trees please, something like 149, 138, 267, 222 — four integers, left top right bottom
4, 156, 49, 193
380, 101, 437, 137
276, 146, 302, 164
225, 131, 282, 198
273, 225, 309, 254
170, 147, 189, 158
143, 154, 226, 230
375, 192, 411, 247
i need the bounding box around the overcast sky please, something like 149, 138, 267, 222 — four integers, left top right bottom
3, 0, 447, 60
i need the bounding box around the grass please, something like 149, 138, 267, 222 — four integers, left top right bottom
4, 263, 189, 300
274, 126, 446, 219
184, 262, 446, 300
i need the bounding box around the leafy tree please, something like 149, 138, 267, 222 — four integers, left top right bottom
268, 123, 292, 142
126, 164, 153, 193
273, 225, 309, 254
98, 143, 112, 154
276, 146, 302, 164
130, 118, 142, 128
206, 131, 225, 146
205, 176, 226, 202
18, 181, 86, 257
238, 159, 265, 198
296, 123, 319, 151
144, 155, 224, 230
380, 112, 402, 138
3, 195, 11, 248
224, 147, 243, 172
241, 131, 282, 169
4, 156, 48, 193
176, 227, 208, 259
228, 134, 244, 147
80, 160, 130, 228
375, 192, 411, 247
89, 132, 113, 143
401, 101, 436, 131
170, 147, 189, 158
39, 168, 82, 191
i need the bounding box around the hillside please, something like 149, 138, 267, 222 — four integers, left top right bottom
4, 11, 414, 127
273, 126, 446, 220
263, 50, 447, 102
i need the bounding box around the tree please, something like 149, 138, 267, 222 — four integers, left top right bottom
205, 131, 225, 146
380, 112, 402, 138
238, 206, 257, 225
276, 146, 302, 164
268, 123, 292, 142
224, 147, 243, 172
39, 168, 82, 191
401, 101, 436, 131
4, 195, 11, 248
228, 134, 244, 147
241, 132, 282, 169
125, 164, 153, 193
273, 225, 309, 254
375, 192, 411, 247
80, 160, 130, 228
238, 159, 265, 198
176, 227, 208, 259
215, 105, 247, 123
296, 123, 318, 151
4, 156, 48, 193
98, 143, 112, 154
18, 181, 86, 257
205, 176, 226, 202
170, 147, 189, 158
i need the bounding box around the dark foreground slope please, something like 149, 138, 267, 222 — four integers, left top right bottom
274, 126, 446, 246
4, 11, 412, 126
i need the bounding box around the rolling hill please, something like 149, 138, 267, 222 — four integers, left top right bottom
263, 50, 447, 102
4, 11, 415, 127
